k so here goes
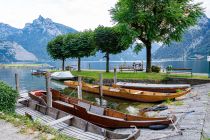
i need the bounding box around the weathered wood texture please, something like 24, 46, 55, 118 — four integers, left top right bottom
16, 104, 105, 140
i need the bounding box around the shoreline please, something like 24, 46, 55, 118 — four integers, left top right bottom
0, 63, 50, 68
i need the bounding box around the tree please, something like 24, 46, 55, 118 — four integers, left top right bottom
64, 31, 96, 71
94, 26, 128, 72
47, 35, 71, 71
111, 0, 203, 72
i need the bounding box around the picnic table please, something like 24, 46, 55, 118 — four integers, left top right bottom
119, 62, 144, 72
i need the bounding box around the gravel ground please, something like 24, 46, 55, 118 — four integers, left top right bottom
0, 120, 36, 140
137, 83, 210, 140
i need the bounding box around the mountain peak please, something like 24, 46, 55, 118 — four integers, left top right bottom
38, 15, 44, 20
32, 15, 53, 25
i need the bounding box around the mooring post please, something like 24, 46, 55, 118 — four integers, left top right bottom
78, 76, 82, 99
99, 73, 103, 106
45, 72, 52, 107
114, 67, 117, 84
89, 63, 91, 70
15, 73, 20, 93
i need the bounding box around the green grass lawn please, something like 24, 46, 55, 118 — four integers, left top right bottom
71, 70, 208, 81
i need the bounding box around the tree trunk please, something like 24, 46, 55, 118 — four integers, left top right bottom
106, 53, 110, 72
146, 43, 152, 73
62, 58, 65, 71
78, 57, 81, 71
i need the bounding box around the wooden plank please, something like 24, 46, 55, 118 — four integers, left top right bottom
46, 115, 73, 126
15, 106, 105, 140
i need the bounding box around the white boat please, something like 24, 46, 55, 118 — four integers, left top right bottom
51, 71, 74, 80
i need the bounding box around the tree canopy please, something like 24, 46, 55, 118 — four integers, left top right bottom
94, 26, 128, 72
111, 0, 203, 72
47, 35, 71, 70
64, 30, 96, 71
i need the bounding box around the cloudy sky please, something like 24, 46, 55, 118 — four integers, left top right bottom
0, 0, 209, 31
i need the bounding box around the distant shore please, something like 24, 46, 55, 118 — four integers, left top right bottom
0, 63, 50, 68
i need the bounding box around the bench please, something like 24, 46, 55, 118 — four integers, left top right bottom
46, 115, 74, 126
119, 63, 143, 72
166, 68, 193, 77
65, 65, 77, 71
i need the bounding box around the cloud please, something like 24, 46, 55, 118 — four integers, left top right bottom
194, 0, 210, 17
0, 0, 117, 31
0, 0, 209, 31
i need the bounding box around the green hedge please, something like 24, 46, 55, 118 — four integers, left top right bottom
0, 81, 18, 112
151, 65, 161, 73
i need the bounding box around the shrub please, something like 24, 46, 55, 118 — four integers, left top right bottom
151, 65, 161, 73
0, 81, 18, 112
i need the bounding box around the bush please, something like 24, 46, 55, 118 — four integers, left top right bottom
0, 81, 18, 112
151, 65, 161, 73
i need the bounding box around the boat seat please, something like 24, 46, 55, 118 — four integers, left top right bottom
89, 105, 104, 115
109, 88, 120, 92
133, 91, 143, 94
78, 101, 91, 111
90, 85, 99, 88
54, 100, 74, 108
88, 111, 124, 121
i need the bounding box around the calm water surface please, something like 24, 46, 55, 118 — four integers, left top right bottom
53, 60, 209, 73
0, 67, 154, 115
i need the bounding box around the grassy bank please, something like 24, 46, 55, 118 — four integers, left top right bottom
0, 112, 76, 140
0, 63, 50, 68
71, 71, 208, 81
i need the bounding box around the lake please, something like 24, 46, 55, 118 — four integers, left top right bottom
0, 67, 154, 115
0, 60, 208, 115
52, 60, 209, 73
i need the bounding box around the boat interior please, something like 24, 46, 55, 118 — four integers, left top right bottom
30, 89, 173, 122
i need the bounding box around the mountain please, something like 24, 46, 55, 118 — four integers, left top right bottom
0, 15, 77, 62
0, 23, 21, 40
0, 41, 37, 62
0, 15, 160, 62
154, 15, 210, 60
2, 15, 210, 63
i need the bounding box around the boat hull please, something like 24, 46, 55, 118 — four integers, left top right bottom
64, 81, 191, 102
29, 90, 176, 128
116, 82, 191, 93
20, 99, 140, 139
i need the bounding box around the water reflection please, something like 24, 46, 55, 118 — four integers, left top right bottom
0, 67, 154, 115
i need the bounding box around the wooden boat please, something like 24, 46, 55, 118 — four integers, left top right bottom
19, 99, 140, 140
51, 71, 74, 80
29, 89, 176, 128
115, 82, 191, 93
64, 81, 191, 102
